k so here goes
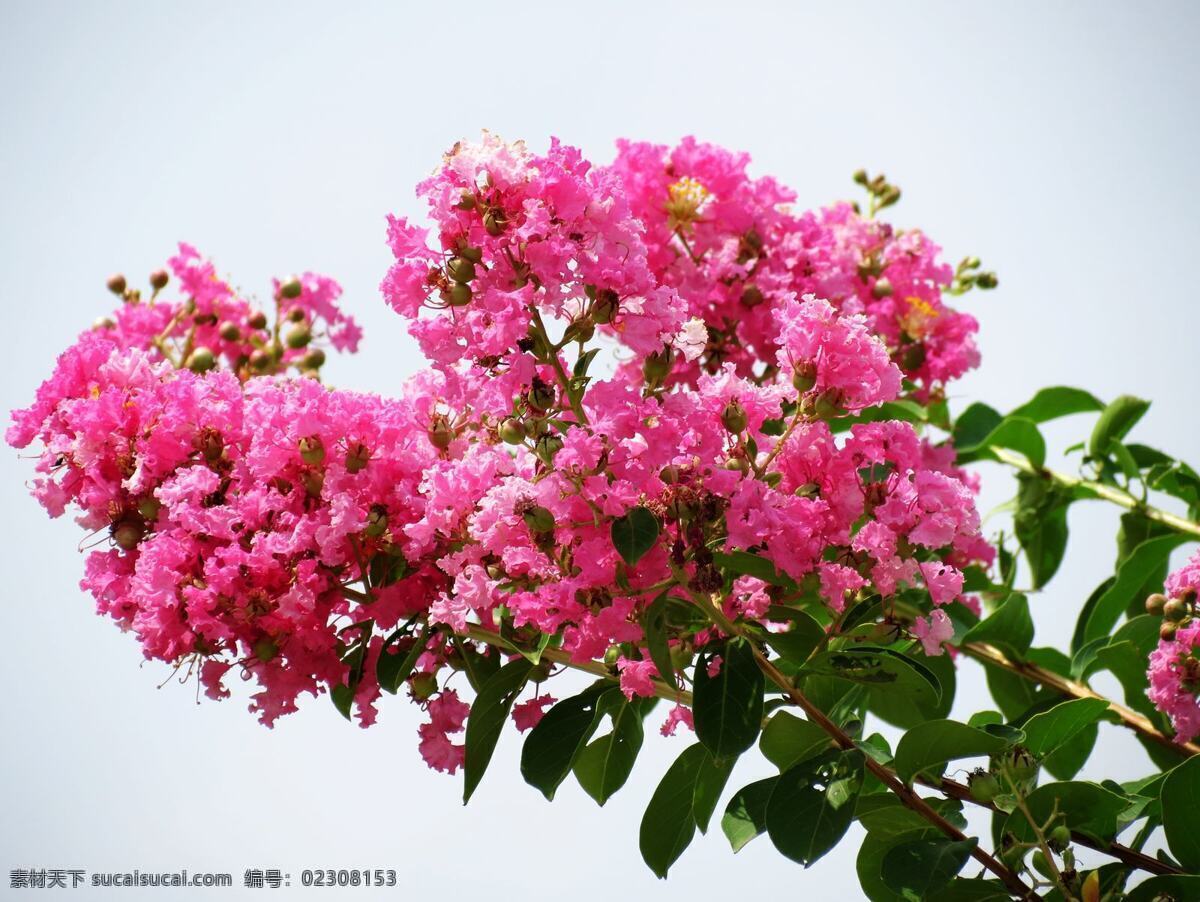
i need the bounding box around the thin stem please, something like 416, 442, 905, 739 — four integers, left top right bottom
530, 309, 588, 427
961, 639, 1199, 757
1001, 768, 1076, 900
991, 447, 1200, 540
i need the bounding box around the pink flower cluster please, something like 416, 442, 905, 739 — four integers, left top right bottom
1147, 551, 1200, 743
11, 137, 995, 774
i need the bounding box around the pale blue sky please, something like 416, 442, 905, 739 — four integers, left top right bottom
2, 2, 1199, 898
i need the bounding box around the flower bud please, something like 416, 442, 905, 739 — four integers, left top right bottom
254, 637, 278, 663
1049, 824, 1071, 852
724, 456, 750, 474
813, 389, 843, 419
409, 673, 438, 701
106, 273, 127, 295
456, 191, 476, 211
967, 768, 1000, 804
446, 256, 475, 283
285, 325, 312, 349
1164, 597, 1189, 622
301, 470, 324, 497
1031, 850, 1055, 882
460, 245, 483, 264
792, 361, 818, 394
498, 417, 526, 445
428, 416, 454, 450
528, 660, 553, 683
871, 277, 893, 298
592, 289, 619, 325
535, 433, 563, 464
186, 346, 216, 372
218, 321, 240, 342
483, 211, 503, 236
446, 282, 472, 307
643, 348, 673, 384
298, 435, 325, 466
523, 505, 555, 534
852, 169, 869, 186
1146, 593, 1168, 616
302, 348, 326, 369
899, 342, 926, 372
659, 464, 680, 484
344, 442, 370, 474
280, 276, 303, 299
527, 380, 556, 414
740, 285, 764, 307
249, 349, 271, 371
92, 316, 116, 331
975, 271, 999, 290
365, 506, 388, 537
1162, 622, 1179, 642
112, 519, 145, 551
137, 497, 161, 521
603, 645, 621, 668
149, 269, 169, 291
721, 399, 748, 434
563, 318, 594, 343
247, 309, 268, 330
795, 482, 820, 498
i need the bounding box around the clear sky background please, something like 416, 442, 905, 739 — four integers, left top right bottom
2, 2, 1199, 898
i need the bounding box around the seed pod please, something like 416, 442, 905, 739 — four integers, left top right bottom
1161, 621, 1179, 642
527, 380, 556, 414
535, 433, 563, 464
446, 256, 475, 282
724, 456, 750, 474
106, 273, 127, 295
1164, 597, 1189, 622
186, 346, 216, 372
603, 645, 621, 668
456, 191, 476, 211
722, 399, 748, 434
484, 211, 502, 235
280, 276, 303, 299
792, 360, 818, 393
459, 245, 483, 264
345, 442, 370, 474
1146, 592, 1169, 616
643, 348, 673, 384
218, 321, 240, 342
795, 482, 820, 498
247, 309, 268, 330
592, 289, 619, 325
428, 417, 454, 450
149, 269, 169, 290
659, 464, 680, 484
899, 342, 927, 372
523, 505, 556, 534
298, 435, 325, 466
563, 318, 594, 343
285, 325, 312, 349
872, 276, 893, 298
446, 282, 472, 307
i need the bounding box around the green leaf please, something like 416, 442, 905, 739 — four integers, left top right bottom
858, 828, 934, 902
975, 416, 1047, 469
641, 592, 676, 683
760, 710, 832, 771
881, 837, 977, 899
869, 649, 956, 730
463, 658, 533, 803
1088, 394, 1150, 458
766, 749, 865, 866
1002, 781, 1126, 844
763, 611, 826, 672
1009, 386, 1104, 424
330, 683, 354, 720
694, 637, 765, 759
951, 403, 1002, 450
962, 593, 1033, 661
712, 549, 798, 587
894, 720, 1010, 784
1020, 698, 1109, 760
639, 743, 707, 878
520, 682, 614, 800
1042, 721, 1097, 780
574, 695, 645, 806
610, 506, 660, 567
376, 623, 430, 694
1163, 755, 1200, 871
806, 647, 941, 713
692, 749, 736, 833
1013, 474, 1070, 589
1083, 533, 1190, 643
722, 777, 777, 853
1124, 875, 1200, 902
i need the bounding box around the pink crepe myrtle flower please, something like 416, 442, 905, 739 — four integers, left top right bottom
912, 609, 955, 657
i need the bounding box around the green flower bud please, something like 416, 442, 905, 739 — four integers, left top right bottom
523, 505, 555, 534
1146, 593, 1169, 616
409, 673, 438, 701
112, 519, 145, 551
247, 309, 268, 330
1049, 824, 1071, 852
302, 348, 326, 370
528, 660, 553, 683
446, 282, 472, 307
794, 482, 820, 498
975, 271, 999, 289
460, 245, 483, 264
286, 306, 307, 323
106, 273, 127, 295
218, 321, 240, 342
724, 456, 750, 474
535, 433, 563, 464
659, 464, 680, 484
149, 269, 169, 290
484, 211, 503, 236
498, 417, 527, 445
814, 389, 843, 419
249, 349, 271, 371
93, 316, 116, 331
643, 347, 673, 385
345, 442, 370, 474
364, 506, 388, 537
428, 417, 454, 450
872, 276, 893, 298
852, 169, 869, 186
301, 470, 324, 497
967, 769, 1000, 804
186, 346, 216, 372
722, 399, 749, 434
1164, 597, 1189, 622
563, 318, 594, 343
527, 380, 556, 413
280, 276, 303, 299
792, 361, 818, 394
603, 645, 621, 668
137, 497, 161, 521
254, 637, 278, 663
740, 285, 764, 307
298, 435, 325, 466
1161, 621, 1179, 642
285, 325, 312, 349
456, 191, 476, 211
592, 289, 619, 325
446, 256, 476, 283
